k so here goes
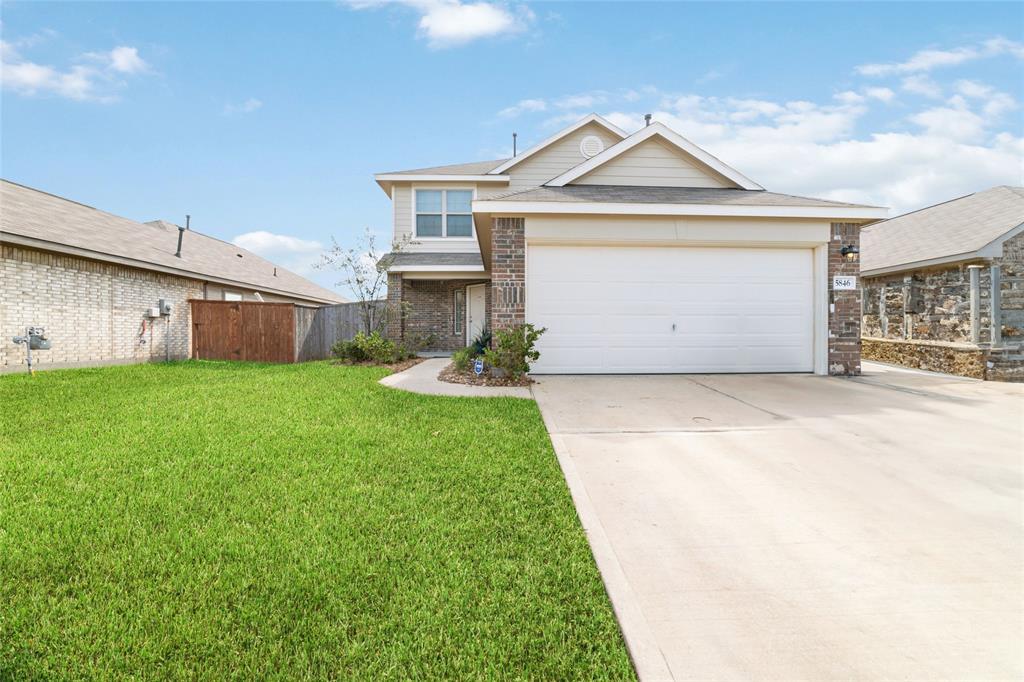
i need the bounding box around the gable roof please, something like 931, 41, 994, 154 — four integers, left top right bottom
488, 114, 627, 175
0, 180, 346, 304
861, 185, 1024, 276
546, 121, 763, 190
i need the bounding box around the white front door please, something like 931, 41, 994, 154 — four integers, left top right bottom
466, 284, 486, 345
527, 245, 815, 374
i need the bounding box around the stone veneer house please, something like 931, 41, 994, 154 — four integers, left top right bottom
861, 185, 1024, 381
376, 114, 887, 375
1, 179, 345, 373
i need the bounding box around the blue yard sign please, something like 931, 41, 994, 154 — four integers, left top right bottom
473, 358, 484, 376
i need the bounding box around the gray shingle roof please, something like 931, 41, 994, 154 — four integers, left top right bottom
1, 180, 346, 304
861, 186, 1024, 275
482, 185, 879, 208
382, 252, 483, 268
379, 159, 509, 176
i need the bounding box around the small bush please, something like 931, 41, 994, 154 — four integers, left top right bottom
451, 348, 473, 372
331, 338, 367, 363
483, 324, 546, 379
333, 332, 400, 365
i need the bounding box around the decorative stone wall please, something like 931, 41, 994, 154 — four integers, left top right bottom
861, 232, 1024, 346
828, 222, 862, 375
384, 274, 490, 352
862, 338, 986, 379
1, 244, 203, 373
490, 217, 526, 331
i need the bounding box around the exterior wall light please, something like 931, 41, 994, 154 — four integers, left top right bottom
840, 245, 860, 260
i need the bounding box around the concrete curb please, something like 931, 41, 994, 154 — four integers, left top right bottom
535, 394, 674, 682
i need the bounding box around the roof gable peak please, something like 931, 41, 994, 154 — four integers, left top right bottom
488, 114, 627, 175
545, 120, 764, 191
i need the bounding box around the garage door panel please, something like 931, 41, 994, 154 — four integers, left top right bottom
527, 245, 814, 374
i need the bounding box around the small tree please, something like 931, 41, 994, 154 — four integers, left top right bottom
317, 228, 409, 335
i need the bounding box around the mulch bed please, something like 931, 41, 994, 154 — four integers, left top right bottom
332, 357, 426, 373
438, 362, 534, 387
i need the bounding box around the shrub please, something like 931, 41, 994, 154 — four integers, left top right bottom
333, 332, 399, 365
451, 347, 473, 372
482, 324, 546, 379
331, 338, 367, 363
470, 330, 492, 357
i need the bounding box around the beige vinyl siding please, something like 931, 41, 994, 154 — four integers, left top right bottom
506, 123, 623, 190
204, 283, 312, 304
573, 138, 733, 188
392, 182, 503, 254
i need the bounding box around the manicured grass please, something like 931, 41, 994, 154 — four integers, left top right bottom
0, 361, 633, 680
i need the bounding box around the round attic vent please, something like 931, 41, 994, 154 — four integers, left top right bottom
579, 135, 605, 158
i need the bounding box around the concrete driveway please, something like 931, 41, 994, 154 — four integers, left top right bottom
532, 362, 1023, 681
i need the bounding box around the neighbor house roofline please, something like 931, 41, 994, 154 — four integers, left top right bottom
487, 114, 627, 175
861, 220, 1024, 277
472, 199, 887, 221
545, 121, 764, 191
1, 231, 344, 305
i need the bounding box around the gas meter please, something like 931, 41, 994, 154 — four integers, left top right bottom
12, 326, 51, 374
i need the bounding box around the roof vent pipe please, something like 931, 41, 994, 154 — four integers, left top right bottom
512, 132, 517, 157
175, 215, 188, 258
644, 113, 652, 127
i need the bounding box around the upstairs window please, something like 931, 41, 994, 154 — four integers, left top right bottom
415, 189, 473, 238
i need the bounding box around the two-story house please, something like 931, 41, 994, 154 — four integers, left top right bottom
374, 114, 887, 375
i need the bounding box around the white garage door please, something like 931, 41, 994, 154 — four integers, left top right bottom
527, 245, 814, 374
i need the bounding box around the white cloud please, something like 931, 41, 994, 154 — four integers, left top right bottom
344, 0, 533, 49
909, 101, 987, 143
107, 46, 148, 74
901, 75, 943, 99
232, 231, 324, 275
0, 38, 149, 102
223, 97, 264, 116
954, 80, 1017, 118
856, 37, 1024, 76
497, 97, 546, 118
864, 87, 895, 102
555, 91, 607, 110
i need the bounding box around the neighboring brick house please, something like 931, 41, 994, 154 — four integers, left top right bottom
860, 186, 1024, 381
375, 114, 886, 375
1, 180, 345, 373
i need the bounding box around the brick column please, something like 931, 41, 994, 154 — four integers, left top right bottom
385, 272, 403, 341
829, 222, 862, 375
491, 217, 526, 331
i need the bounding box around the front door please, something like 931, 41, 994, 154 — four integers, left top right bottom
466, 284, 486, 345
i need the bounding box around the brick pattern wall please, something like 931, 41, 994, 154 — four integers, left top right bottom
829, 222, 862, 375
491, 217, 526, 331
386, 275, 491, 352
2, 245, 203, 373
385, 272, 404, 341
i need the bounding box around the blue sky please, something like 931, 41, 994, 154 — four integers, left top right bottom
2, 1, 1022, 295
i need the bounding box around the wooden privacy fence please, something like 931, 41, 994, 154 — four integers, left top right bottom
190, 299, 380, 364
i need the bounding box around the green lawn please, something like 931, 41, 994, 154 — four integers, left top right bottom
0, 361, 633, 680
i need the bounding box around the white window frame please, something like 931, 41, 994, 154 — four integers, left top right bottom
412, 186, 477, 240
223, 290, 243, 301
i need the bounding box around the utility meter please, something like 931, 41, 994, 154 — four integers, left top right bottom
159, 299, 173, 316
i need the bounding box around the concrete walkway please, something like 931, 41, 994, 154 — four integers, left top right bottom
379, 357, 532, 399
534, 363, 1024, 681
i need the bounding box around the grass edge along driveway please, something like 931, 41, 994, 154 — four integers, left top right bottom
0, 361, 634, 680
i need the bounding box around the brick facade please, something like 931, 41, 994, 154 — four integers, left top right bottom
828, 222, 862, 376
490, 217, 526, 331
385, 274, 491, 352
2, 244, 203, 373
